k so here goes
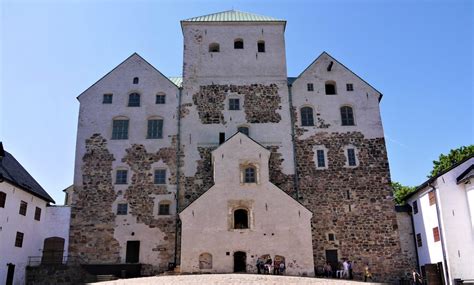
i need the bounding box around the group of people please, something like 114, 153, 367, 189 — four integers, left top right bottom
322, 259, 373, 282
256, 257, 286, 275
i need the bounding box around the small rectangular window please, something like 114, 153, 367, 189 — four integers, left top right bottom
316, 150, 325, 167
116, 170, 128, 185
413, 201, 418, 214
433, 227, 440, 242
103, 94, 113, 104
128, 93, 140, 107
15, 232, 24, 247
112, 120, 129, 140
416, 233, 422, 247
219, 133, 225, 145
346, 84, 354, 91
156, 94, 166, 104
347, 149, 356, 166
229, 98, 240, 110
429, 191, 436, 206
159, 204, 170, 215
328, 233, 335, 241
0, 191, 6, 208
257, 41, 265, 53
133, 77, 139, 84
307, 83, 314, 91
147, 119, 163, 139
19, 201, 27, 216
117, 203, 128, 215
154, 169, 166, 185
34, 207, 42, 221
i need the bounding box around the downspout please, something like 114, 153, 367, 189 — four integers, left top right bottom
408, 206, 420, 270
287, 83, 300, 200
430, 183, 450, 284
174, 87, 183, 268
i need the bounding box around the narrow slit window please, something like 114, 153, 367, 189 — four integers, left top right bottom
347, 149, 357, 166
316, 150, 325, 167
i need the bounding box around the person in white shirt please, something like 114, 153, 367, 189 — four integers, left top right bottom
342, 259, 349, 279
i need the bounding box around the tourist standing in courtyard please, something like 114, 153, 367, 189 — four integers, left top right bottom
364, 264, 373, 282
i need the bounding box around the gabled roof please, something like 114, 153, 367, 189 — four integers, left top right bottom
77, 53, 180, 100
182, 10, 285, 23
457, 164, 474, 184
0, 150, 55, 203
290, 51, 383, 102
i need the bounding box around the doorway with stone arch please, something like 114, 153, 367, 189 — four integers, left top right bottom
233, 251, 246, 272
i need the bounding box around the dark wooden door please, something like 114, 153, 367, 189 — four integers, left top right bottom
325, 249, 338, 277
126, 241, 140, 263
233, 251, 246, 272
6, 263, 15, 285
42, 237, 65, 264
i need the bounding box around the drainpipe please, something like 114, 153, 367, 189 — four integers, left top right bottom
174, 87, 183, 268
408, 205, 420, 270
287, 83, 299, 201
430, 183, 450, 284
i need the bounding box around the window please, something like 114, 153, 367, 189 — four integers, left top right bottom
429, 191, 436, 206
244, 167, 256, 183
347, 148, 357, 166
219, 132, 225, 144
34, 207, 42, 221
0, 191, 5, 208
156, 94, 166, 104
307, 83, 314, 91
346, 83, 354, 91
328, 233, 335, 241
234, 39, 244, 49
234, 209, 248, 229
257, 41, 265, 52
316, 149, 326, 167
128, 93, 140, 107
154, 169, 166, 184
19, 201, 27, 216
209, 43, 220, 52
413, 201, 418, 214
229, 98, 240, 110
116, 170, 128, 185
301, 107, 314, 126
158, 202, 170, 215
147, 119, 163, 139
433, 227, 440, 242
117, 203, 128, 215
238, 126, 249, 136
103, 94, 113, 104
340, 106, 355, 126
325, 81, 337, 95
133, 77, 139, 84
15, 232, 24, 247
112, 119, 129, 140
416, 233, 422, 247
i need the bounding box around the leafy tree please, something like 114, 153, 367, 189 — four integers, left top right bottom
430, 145, 474, 178
391, 181, 416, 205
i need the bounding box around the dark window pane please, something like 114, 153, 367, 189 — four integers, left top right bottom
229, 98, 240, 110
317, 150, 325, 167
234, 209, 248, 229
209, 43, 220, 52
234, 39, 244, 49
238, 127, 249, 136
159, 204, 170, 215
15, 232, 24, 247
34, 207, 42, 221
413, 201, 418, 214
340, 106, 354, 126
103, 94, 113, 104
301, 107, 314, 126
257, 41, 265, 53
154, 169, 166, 184
307, 83, 314, 91
0, 191, 6, 208
116, 170, 128, 184
346, 83, 354, 91
19, 201, 27, 216
128, 93, 140, 107
347, 149, 356, 166
416, 233, 422, 247
112, 120, 129, 139
244, 167, 256, 183
156, 95, 166, 104
147, 119, 163, 139
133, 77, 139, 84
325, 83, 336, 95
117, 203, 128, 215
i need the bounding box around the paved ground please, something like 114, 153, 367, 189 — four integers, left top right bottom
94, 274, 387, 285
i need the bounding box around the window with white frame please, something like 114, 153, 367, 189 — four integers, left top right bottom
344, 145, 359, 167
313, 145, 328, 169
154, 169, 166, 184
115, 169, 128, 184
117, 203, 128, 215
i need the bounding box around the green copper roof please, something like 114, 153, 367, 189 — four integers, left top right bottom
168, 76, 183, 87
182, 10, 284, 23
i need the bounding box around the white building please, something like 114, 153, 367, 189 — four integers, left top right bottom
406, 155, 474, 284
0, 145, 70, 285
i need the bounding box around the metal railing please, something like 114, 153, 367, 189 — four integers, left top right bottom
27, 255, 86, 267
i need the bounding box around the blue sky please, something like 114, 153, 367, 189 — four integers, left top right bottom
1, 0, 472, 204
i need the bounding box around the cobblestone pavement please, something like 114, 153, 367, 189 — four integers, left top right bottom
94, 274, 387, 285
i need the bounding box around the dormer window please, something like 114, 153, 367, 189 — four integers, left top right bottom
244, 166, 256, 183
209, 43, 220, 52
257, 41, 265, 53
234, 39, 244, 49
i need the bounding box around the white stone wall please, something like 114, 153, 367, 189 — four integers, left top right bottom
0, 183, 69, 285
180, 134, 314, 276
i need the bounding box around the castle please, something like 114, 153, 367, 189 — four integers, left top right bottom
70, 10, 414, 282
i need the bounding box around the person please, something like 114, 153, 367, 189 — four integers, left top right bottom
348, 261, 353, 280
256, 259, 262, 274
279, 262, 285, 275
265, 257, 272, 274
273, 259, 279, 275
412, 269, 422, 285
364, 264, 373, 282
342, 259, 349, 279
324, 262, 333, 278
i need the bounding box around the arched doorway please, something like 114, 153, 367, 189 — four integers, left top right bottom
233, 251, 246, 272
41, 237, 65, 264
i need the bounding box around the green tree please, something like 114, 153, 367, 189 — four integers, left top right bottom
391, 181, 416, 205
430, 145, 474, 178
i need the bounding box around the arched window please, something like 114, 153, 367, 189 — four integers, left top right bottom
158, 200, 171, 215
325, 81, 337, 95
257, 41, 265, 53
199, 253, 213, 269
238, 126, 249, 136
234, 209, 248, 229
340, 106, 355, 126
209, 43, 220, 52
234, 39, 244, 49
301, 107, 314, 126
128, 93, 140, 107
133, 77, 139, 84
244, 166, 256, 183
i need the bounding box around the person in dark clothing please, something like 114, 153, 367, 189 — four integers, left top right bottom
348, 261, 353, 279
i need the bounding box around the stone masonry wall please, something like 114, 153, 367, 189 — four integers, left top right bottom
268, 146, 295, 195
69, 134, 121, 263
183, 147, 215, 207
295, 131, 415, 283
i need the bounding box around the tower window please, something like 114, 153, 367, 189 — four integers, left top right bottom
307, 83, 314, 91
325, 81, 337, 95
257, 41, 265, 52
340, 106, 354, 126
117, 203, 128, 215
244, 167, 256, 183
234, 39, 244, 49
229, 98, 240, 110
133, 77, 139, 84
234, 209, 248, 229
209, 43, 220, 52
301, 107, 314, 126
346, 83, 354, 91
103, 94, 113, 104
128, 93, 140, 107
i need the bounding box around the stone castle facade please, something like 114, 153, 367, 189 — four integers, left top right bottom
70, 10, 414, 282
